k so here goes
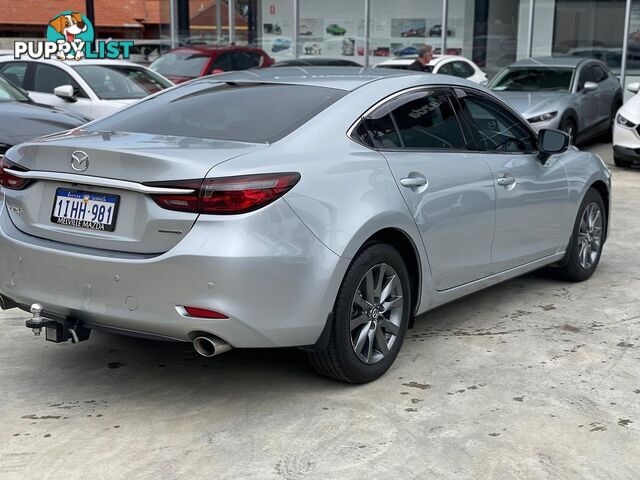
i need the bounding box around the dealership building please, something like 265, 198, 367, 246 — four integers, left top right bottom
1, 0, 640, 86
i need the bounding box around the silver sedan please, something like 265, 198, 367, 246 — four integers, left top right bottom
0, 68, 611, 383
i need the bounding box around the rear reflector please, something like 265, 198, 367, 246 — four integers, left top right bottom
183, 306, 229, 319
0, 156, 31, 190
145, 172, 300, 215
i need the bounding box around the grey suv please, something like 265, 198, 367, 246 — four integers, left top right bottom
489, 57, 622, 144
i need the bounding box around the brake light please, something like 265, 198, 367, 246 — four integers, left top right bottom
0, 156, 31, 190
147, 172, 300, 215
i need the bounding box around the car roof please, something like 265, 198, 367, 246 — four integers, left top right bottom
508, 56, 591, 68
192, 66, 421, 91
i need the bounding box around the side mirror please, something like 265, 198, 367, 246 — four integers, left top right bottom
582, 81, 598, 93
628, 82, 640, 94
211, 68, 225, 75
538, 129, 570, 163
54, 85, 76, 101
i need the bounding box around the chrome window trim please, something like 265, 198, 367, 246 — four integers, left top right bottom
3, 169, 195, 195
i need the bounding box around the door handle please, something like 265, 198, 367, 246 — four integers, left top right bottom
496, 174, 516, 187
400, 175, 428, 188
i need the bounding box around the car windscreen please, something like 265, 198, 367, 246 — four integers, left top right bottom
0, 75, 29, 102
150, 52, 210, 77
84, 81, 347, 143
490, 67, 575, 92
72, 65, 173, 99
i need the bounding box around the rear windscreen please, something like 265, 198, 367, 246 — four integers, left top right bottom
85, 81, 347, 143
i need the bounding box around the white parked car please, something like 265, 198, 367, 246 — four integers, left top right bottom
613, 81, 640, 168
0, 57, 173, 119
375, 55, 488, 85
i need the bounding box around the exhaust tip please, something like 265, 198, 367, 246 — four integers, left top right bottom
193, 335, 232, 358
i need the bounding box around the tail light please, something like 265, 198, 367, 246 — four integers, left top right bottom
0, 156, 31, 190
146, 172, 300, 215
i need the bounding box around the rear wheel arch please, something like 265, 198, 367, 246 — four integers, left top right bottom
361, 227, 422, 317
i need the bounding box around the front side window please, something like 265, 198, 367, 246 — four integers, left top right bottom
364, 89, 466, 150
85, 81, 346, 144
457, 91, 537, 153
490, 67, 575, 92
210, 53, 232, 73
33, 64, 85, 98
578, 65, 598, 90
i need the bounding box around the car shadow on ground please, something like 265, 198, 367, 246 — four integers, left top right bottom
8, 267, 568, 402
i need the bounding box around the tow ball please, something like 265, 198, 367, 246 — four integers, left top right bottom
25, 303, 91, 344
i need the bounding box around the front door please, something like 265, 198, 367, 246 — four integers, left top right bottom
455, 89, 569, 273
364, 88, 496, 290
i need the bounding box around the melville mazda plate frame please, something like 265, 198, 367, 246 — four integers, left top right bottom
50, 188, 120, 232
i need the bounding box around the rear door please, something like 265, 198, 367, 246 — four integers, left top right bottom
454, 88, 569, 272
364, 87, 496, 290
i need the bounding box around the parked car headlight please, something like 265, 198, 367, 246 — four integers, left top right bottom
527, 111, 558, 124
616, 113, 636, 128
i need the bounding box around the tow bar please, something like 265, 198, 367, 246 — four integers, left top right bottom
25, 303, 91, 344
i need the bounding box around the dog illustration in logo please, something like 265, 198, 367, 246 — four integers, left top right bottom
49, 13, 87, 60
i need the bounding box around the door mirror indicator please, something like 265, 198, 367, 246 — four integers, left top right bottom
538, 129, 570, 163
53, 85, 76, 102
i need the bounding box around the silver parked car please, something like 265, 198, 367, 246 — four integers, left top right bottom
0, 68, 611, 383
489, 57, 622, 144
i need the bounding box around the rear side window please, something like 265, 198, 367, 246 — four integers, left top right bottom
86, 81, 347, 143
364, 89, 465, 150
0, 62, 28, 88
451, 61, 475, 78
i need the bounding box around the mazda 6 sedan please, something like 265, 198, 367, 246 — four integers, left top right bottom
0, 67, 611, 383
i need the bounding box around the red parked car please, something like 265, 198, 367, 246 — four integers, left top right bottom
149, 46, 274, 83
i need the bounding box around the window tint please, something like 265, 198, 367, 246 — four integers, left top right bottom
364, 113, 402, 148
232, 51, 262, 70
437, 62, 454, 75
451, 61, 475, 78
365, 90, 465, 150
85, 82, 346, 143
457, 92, 537, 153
579, 65, 597, 89
33, 64, 85, 97
0, 62, 28, 88
210, 53, 232, 72
591, 65, 608, 82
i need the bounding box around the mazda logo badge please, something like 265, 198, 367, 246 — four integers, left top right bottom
70, 151, 89, 172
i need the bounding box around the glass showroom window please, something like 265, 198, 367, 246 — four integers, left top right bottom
369, 0, 443, 64
297, 0, 366, 62
259, 0, 295, 59
552, 0, 626, 73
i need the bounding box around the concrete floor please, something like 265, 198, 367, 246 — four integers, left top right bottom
1, 140, 639, 480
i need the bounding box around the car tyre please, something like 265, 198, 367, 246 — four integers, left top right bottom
560, 117, 577, 145
557, 188, 606, 282
308, 243, 411, 384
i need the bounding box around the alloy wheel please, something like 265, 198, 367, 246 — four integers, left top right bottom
577, 202, 603, 270
350, 263, 403, 364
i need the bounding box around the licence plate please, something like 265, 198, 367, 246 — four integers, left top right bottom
51, 188, 119, 232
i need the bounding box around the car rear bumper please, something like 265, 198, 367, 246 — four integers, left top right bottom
0, 198, 348, 348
